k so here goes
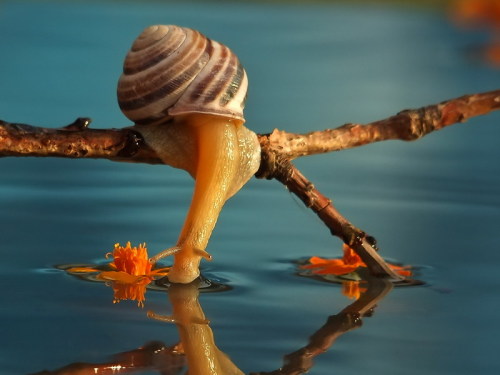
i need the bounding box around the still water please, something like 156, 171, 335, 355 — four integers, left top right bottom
1, 1, 500, 374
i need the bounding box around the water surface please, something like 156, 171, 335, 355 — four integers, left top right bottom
1, 1, 500, 374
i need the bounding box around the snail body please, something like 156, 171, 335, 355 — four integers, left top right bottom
117, 25, 260, 283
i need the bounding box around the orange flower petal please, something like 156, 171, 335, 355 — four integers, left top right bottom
98, 271, 151, 284
342, 281, 367, 300
66, 267, 100, 274
313, 263, 359, 275
389, 265, 413, 277
308, 256, 331, 265
150, 267, 170, 276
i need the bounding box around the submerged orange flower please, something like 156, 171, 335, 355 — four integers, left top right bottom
67, 242, 169, 307
301, 244, 411, 300
302, 244, 412, 277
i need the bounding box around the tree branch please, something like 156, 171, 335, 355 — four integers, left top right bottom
1, 89, 498, 280
263, 89, 500, 159
0, 117, 162, 164
257, 154, 404, 280
2, 91, 498, 162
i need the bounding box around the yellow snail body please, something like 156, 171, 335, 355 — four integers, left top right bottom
117, 25, 260, 283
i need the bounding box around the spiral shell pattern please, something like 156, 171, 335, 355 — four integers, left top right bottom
117, 25, 248, 125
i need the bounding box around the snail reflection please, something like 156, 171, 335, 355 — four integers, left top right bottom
117, 25, 260, 284
44, 250, 409, 375
148, 283, 244, 375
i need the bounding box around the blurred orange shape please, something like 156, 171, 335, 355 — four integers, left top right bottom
452, 0, 500, 29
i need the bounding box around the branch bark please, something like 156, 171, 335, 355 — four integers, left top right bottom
1, 89, 499, 280
262, 89, 500, 159
2, 90, 498, 162
259, 155, 404, 280
0, 118, 162, 164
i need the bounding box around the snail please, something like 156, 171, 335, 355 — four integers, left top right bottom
117, 25, 260, 283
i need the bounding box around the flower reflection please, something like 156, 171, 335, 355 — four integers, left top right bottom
66, 242, 169, 307
342, 281, 367, 300
108, 277, 151, 307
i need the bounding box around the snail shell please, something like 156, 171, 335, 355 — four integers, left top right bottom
117, 25, 248, 125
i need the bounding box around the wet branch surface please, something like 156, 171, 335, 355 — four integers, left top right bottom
1, 89, 499, 279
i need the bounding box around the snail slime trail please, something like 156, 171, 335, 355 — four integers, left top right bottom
117, 25, 260, 283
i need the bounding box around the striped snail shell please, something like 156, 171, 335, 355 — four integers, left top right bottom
117, 24, 248, 126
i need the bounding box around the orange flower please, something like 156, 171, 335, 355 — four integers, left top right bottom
302, 244, 412, 278
107, 242, 152, 276
98, 242, 169, 284
66, 242, 169, 307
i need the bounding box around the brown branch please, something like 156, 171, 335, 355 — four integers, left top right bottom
264, 89, 500, 159
257, 154, 404, 280
2, 91, 498, 162
1, 89, 498, 280
0, 118, 162, 164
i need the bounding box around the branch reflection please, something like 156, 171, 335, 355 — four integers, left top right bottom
32, 277, 397, 374
251, 278, 393, 375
